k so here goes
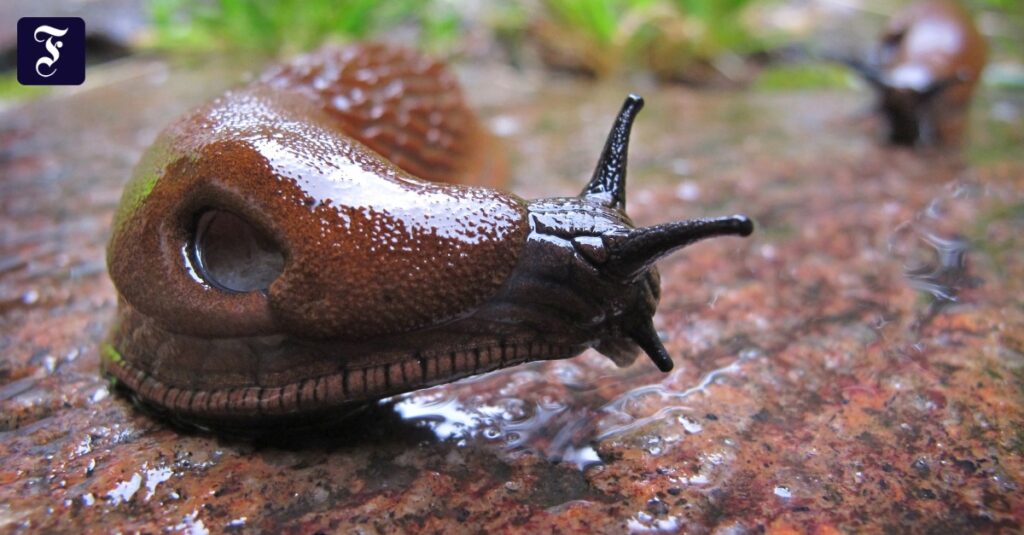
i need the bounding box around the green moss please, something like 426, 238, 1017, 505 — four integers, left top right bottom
110, 137, 181, 236
101, 342, 123, 365
0, 74, 51, 102
117, 172, 160, 222
754, 63, 857, 91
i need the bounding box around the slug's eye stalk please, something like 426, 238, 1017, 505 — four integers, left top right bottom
581, 93, 754, 279
604, 215, 752, 373
581, 93, 644, 210
572, 94, 754, 373
603, 215, 754, 281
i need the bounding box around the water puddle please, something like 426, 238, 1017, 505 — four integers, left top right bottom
890, 174, 1022, 331
388, 349, 749, 471
890, 180, 982, 309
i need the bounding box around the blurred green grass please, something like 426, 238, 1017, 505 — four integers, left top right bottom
754, 62, 856, 90
532, 0, 772, 80
0, 74, 51, 102
146, 0, 459, 56
134, 0, 1024, 87
969, 0, 1024, 66
144, 0, 773, 81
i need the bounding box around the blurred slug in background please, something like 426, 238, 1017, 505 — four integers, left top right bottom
838, 0, 988, 147
103, 44, 753, 431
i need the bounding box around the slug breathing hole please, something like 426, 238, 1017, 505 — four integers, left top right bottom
192, 209, 284, 293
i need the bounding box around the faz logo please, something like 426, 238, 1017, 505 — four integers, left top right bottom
17, 17, 86, 85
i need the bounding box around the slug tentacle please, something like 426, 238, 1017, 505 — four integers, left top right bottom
602, 215, 754, 281
581, 93, 643, 210
627, 317, 674, 372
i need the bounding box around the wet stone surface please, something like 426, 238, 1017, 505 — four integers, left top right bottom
1, 58, 1023, 533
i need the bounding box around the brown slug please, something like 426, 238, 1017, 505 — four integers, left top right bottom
842, 0, 987, 146
103, 44, 753, 429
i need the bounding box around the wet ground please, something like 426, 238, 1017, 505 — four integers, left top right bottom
1, 55, 1023, 533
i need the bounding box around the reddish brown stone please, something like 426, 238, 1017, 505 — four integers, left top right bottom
0, 55, 1022, 534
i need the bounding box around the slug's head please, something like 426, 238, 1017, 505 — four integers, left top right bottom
513, 95, 753, 372
844, 0, 987, 145
867, 62, 973, 145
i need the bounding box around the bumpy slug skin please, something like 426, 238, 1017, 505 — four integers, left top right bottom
104, 45, 753, 431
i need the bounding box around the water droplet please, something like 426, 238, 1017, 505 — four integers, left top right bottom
677, 415, 703, 434
106, 473, 142, 505
675, 180, 699, 199
144, 466, 173, 501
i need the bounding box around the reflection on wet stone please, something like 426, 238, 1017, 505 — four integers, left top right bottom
902, 231, 970, 302
890, 178, 990, 331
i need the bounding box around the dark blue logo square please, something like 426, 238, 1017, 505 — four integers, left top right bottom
17, 17, 86, 86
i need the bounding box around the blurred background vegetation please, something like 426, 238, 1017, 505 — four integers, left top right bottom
139, 0, 782, 85
139, 0, 1023, 88
146, 0, 462, 56
1, 0, 1022, 103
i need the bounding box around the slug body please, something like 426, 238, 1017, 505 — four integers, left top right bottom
104, 44, 753, 429
844, 0, 987, 146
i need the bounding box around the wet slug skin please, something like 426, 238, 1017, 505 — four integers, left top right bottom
104, 44, 753, 429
